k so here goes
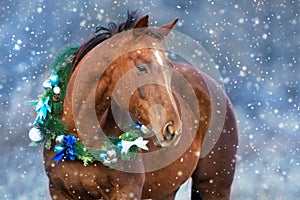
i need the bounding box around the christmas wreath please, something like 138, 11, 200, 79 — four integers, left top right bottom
25, 46, 149, 168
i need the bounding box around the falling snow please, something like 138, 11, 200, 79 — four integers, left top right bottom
0, 0, 299, 199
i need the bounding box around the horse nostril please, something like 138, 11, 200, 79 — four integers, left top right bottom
156, 121, 182, 147
164, 127, 173, 140
163, 122, 176, 141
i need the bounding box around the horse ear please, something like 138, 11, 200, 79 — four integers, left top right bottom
133, 15, 149, 37
159, 18, 178, 36
134, 15, 149, 28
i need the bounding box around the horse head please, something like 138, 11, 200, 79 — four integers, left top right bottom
108, 15, 182, 148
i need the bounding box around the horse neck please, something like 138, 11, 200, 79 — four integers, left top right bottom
63, 35, 135, 148
61, 59, 122, 148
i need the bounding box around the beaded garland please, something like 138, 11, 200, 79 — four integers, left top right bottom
26, 46, 149, 167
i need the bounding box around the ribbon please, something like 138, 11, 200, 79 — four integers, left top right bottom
52, 135, 77, 165
35, 96, 51, 124
120, 137, 149, 154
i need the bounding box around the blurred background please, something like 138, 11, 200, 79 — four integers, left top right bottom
0, 0, 299, 199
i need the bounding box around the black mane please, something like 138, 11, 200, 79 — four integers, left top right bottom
72, 10, 141, 70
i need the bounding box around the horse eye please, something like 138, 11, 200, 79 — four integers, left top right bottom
136, 64, 148, 74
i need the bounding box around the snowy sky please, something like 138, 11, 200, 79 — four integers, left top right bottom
0, 0, 299, 199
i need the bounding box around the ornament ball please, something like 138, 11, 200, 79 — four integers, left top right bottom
53, 86, 61, 94
116, 141, 122, 149
54, 144, 65, 154
49, 73, 60, 86
28, 127, 43, 142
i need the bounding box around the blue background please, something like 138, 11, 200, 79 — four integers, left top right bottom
0, 0, 299, 199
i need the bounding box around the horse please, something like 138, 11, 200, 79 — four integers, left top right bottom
43, 11, 238, 200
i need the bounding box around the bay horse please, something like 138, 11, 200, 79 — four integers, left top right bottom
43, 11, 238, 199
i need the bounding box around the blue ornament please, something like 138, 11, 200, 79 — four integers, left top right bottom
52, 135, 77, 165
49, 73, 60, 86
67, 148, 77, 161
116, 141, 122, 149
99, 152, 107, 160
135, 121, 142, 129
54, 144, 65, 154
62, 135, 77, 147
